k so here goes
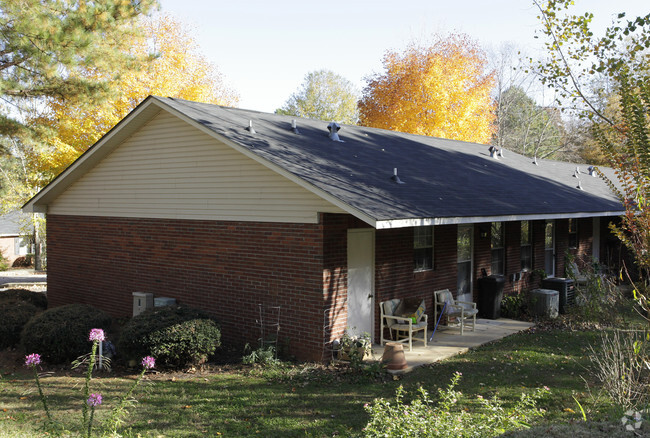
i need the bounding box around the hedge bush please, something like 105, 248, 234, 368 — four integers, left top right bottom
12, 256, 32, 268
0, 288, 47, 309
20, 304, 112, 363
0, 300, 39, 349
118, 306, 221, 369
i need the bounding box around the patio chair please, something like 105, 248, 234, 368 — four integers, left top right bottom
566, 260, 588, 287
434, 289, 477, 335
380, 298, 428, 351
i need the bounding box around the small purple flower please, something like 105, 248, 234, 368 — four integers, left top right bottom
141, 356, 156, 370
88, 328, 105, 343
24, 353, 41, 366
87, 393, 103, 407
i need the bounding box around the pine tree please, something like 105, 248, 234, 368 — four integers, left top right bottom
0, 0, 157, 140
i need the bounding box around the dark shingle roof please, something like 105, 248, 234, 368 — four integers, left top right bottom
159, 97, 622, 225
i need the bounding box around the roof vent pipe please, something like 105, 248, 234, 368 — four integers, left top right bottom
577, 180, 583, 190
574, 167, 580, 178
533, 156, 538, 165
247, 120, 256, 134
498, 148, 504, 158
391, 168, 405, 184
291, 119, 300, 134
588, 165, 597, 176
327, 122, 343, 142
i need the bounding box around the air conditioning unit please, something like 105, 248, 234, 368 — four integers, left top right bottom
132, 292, 154, 316
530, 289, 559, 319
541, 278, 575, 314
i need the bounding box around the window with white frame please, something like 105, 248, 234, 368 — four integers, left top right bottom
491, 222, 505, 275
414, 226, 434, 271
520, 220, 532, 271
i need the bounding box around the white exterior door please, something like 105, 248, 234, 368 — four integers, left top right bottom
347, 229, 375, 339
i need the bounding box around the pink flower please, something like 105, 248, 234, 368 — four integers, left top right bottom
88, 328, 105, 342
24, 353, 41, 366
141, 356, 156, 370
87, 393, 102, 407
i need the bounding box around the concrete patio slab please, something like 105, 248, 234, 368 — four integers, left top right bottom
370, 318, 534, 373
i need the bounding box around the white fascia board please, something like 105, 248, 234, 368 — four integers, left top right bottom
22, 98, 162, 213
376, 210, 625, 229
155, 100, 378, 227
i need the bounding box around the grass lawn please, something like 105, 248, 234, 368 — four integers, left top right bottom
0, 321, 635, 438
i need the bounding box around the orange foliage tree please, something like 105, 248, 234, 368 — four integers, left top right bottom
359, 34, 496, 144
31, 14, 239, 179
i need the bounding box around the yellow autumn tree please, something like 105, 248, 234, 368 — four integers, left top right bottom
359, 34, 496, 144
30, 14, 239, 179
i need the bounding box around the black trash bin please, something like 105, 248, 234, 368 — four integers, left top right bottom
478, 275, 506, 319
541, 278, 575, 314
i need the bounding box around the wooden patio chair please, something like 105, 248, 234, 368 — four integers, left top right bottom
434, 289, 477, 335
380, 298, 428, 351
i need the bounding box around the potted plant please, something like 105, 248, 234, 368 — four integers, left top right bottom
337, 329, 371, 363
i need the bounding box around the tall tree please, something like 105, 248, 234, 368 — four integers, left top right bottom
276, 70, 359, 124
0, 0, 157, 213
359, 34, 496, 144
0, 0, 156, 140
1, 14, 238, 211
534, 0, 650, 309
496, 86, 566, 159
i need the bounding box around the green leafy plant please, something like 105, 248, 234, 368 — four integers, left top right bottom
567, 259, 622, 325
501, 293, 527, 319
0, 300, 38, 349
20, 304, 111, 363
118, 305, 221, 369
337, 329, 371, 369
242, 344, 281, 366
363, 372, 549, 438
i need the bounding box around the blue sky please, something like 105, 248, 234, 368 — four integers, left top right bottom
158, 0, 648, 112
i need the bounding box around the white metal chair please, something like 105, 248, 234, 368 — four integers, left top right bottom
566, 260, 589, 287
434, 289, 477, 335
380, 298, 428, 351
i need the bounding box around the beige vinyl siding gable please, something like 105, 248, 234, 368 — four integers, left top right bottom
49, 112, 345, 222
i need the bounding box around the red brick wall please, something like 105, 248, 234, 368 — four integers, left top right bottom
373, 224, 457, 340
47, 214, 333, 361
321, 214, 353, 360
48, 213, 602, 361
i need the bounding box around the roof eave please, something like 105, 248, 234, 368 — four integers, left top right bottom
375, 210, 625, 229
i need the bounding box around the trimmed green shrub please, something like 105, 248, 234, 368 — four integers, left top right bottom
0, 300, 39, 349
0, 288, 47, 309
12, 255, 32, 268
118, 306, 221, 369
20, 304, 112, 363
